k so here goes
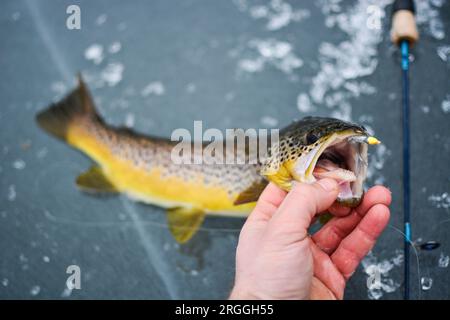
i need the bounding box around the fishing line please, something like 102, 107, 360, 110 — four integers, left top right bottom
42, 203, 244, 233
387, 224, 422, 300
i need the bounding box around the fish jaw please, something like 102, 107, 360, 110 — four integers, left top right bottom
268, 128, 370, 207
295, 131, 368, 207
264, 162, 295, 191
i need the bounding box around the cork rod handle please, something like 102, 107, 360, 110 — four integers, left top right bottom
390, 0, 419, 46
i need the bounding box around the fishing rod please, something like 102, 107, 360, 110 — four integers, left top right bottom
390, 0, 419, 300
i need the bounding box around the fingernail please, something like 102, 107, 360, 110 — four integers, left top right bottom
317, 178, 338, 192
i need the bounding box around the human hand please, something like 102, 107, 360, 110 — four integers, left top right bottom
229, 179, 391, 300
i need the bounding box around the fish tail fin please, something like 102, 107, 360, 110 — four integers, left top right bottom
36, 73, 104, 143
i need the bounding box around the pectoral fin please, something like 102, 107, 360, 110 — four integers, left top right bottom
167, 207, 205, 243
76, 166, 118, 193
233, 180, 268, 205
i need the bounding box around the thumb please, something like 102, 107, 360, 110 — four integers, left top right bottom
270, 178, 339, 236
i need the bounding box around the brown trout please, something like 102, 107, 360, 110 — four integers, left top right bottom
36, 75, 379, 243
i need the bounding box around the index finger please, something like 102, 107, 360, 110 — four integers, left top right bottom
247, 182, 287, 222
331, 203, 390, 279
269, 179, 339, 236
312, 185, 392, 254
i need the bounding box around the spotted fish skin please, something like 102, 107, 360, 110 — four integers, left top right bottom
36, 76, 263, 221
280, 117, 366, 140
80, 122, 264, 215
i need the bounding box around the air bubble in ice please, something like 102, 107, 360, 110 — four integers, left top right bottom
438, 253, 449, 268
96, 14, 107, 26
84, 44, 104, 64
125, 113, 135, 128
7, 185, 16, 201
441, 95, 450, 113
108, 41, 122, 54
260, 116, 278, 127
30, 285, 41, 296
101, 63, 124, 87
12, 159, 26, 170
421, 277, 433, 291
297, 93, 315, 113
141, 82, 165, 96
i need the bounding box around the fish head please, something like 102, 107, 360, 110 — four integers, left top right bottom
261, 116, 380, 207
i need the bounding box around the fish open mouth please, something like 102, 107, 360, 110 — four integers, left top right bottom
261, 117, 380, 208
308, 134, 368, 207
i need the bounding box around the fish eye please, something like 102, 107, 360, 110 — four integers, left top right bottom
306, 133, 318, 145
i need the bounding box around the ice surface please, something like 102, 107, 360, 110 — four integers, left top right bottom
141, 82, 166, 96
438, 252, 449, 268
30, 285, 41, 296
108, 41, 122, 54
186, 83, 197, 94
421, 105, 431, 114
125, 113, 135, 128
362, 250, 402, 299
235, 0, 386, 122
50, 81, 67, 96
238, 39, 303, 74
36, 147, 48, 159
238, 57, 265, 73
367, 143, 390, 185
163, 243, 171, 252
84, 44, 104, 65
428, 192, 450, 209
441, 94, 450, 113
421, 277, 433, 291
237, 0, 310, 31
416, 0, 447, 40
117, 22, 127, 31
309, 0, 389, 121
7, 185, 16, 202
12, 159, 26, 170
11, 11, 21, 21
260, 115, 278, 127
225, 92, 235, 102
83, 40, 126, 88
101, 62, 124, 87
297, 93, 315, 113
61, 286, 73, 298
96, 14, 107, 26
190, 270, 199, 277
437, 45, 450, 63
